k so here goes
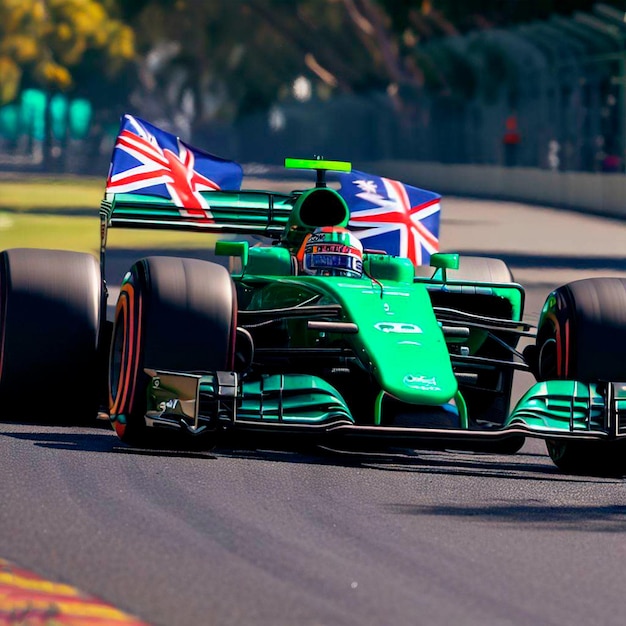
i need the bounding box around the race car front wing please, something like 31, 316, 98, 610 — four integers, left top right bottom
142, 369, 626, 446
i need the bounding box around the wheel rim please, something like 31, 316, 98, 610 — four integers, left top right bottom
538, 336, 557, 380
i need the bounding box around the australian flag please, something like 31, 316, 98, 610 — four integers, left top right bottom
106, 114, 243, 220
338, 170, 441, 266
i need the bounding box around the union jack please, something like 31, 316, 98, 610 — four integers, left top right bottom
105, 114, 243, 220
338, 170, 441, 266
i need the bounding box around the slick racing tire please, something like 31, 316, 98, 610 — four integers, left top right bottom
0, 248, 102, 422
109, 256, 237, 447
536, 277, 626, 383
546, 439, 626, 477
537, 277, 626, 475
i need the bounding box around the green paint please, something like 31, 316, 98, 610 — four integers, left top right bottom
104, 160, 626, 455
507, 380, 607, 431
238, 374, 353, 423
284, 157, 352, 172
454, 390, 468, 429
374, 390, 385, 426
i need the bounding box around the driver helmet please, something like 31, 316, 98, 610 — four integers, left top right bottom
300, 227, 363, 278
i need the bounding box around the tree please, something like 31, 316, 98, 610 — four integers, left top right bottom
124, 0, 430, 128
11, 0, 612, 131
123, 0, 545, 127
0, 0, 135, 105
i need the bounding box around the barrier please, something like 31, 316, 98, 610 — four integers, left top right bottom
357, 161, 626, 220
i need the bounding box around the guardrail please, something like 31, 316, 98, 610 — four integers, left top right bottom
358, 161, 626, 220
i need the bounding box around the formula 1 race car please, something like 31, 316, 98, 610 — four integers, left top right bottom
1, 115, 625, 476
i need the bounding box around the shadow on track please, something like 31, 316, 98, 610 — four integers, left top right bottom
209, 445, 609, 485
1, 423, 618, 483
0, 428, 120, 453
388, 502, 626, 532
354, 451, 610, 483
0, 426, 217, 460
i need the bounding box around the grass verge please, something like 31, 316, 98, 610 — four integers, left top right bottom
0, 177, 103, 212
0, 177, 217, 253
0, 213, 217, 254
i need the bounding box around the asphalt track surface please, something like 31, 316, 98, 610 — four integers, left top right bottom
2, 194, 626, 626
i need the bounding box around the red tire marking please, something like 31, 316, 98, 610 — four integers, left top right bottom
110, 284, 136, 439
563, 319, 570, 378
110, 288, 131, 416
126, 290, 142, 411
110, 282, 144, 440
117, 285, 135, 416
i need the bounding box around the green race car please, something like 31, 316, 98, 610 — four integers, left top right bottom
1, 117, 625, 477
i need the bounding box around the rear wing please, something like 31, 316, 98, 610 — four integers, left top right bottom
99, 157, 353, 241
98, 189, 303, 287
100, 189, 298, 238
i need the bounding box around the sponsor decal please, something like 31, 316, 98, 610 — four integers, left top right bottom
403, 374, 441, 391
375, 322, 423, 334
308, 244, 353, 254
307, 231, 327, 243
158, 398, 179, 412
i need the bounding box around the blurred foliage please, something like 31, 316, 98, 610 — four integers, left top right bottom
119, 0, 626, 127
0, 0, 135, 104
431, 0, 626, 30
3, 0, 625, 126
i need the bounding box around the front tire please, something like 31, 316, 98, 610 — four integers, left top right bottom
546, 439, 626, 477
537, 277, 626, 382
537, 278, 626, 475
109, 256, 237, 447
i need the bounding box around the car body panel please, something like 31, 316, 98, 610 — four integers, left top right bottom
244, 275, 458, 406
